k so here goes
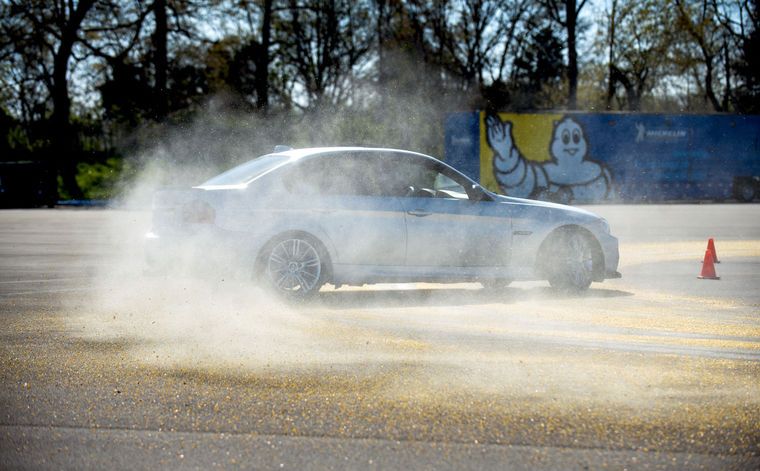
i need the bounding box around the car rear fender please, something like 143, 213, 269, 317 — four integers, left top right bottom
151, 188, 208, 230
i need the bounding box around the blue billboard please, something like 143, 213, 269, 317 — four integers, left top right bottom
445, 112, 760, 202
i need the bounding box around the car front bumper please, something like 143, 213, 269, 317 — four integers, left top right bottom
597, 232, 621, 280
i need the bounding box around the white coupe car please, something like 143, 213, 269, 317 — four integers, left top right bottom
146, 147, 620, 298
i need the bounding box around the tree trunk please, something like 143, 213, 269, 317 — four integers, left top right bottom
50, 0, 96, 200
606, 0, 617, 109
153, 0, 168, 119
610, 65, 640, 111
51, 40, 82, 199
704, 57, 722, 111
255, 0, 273, 111
722, 38, 731, 110
566, 0, 578, 109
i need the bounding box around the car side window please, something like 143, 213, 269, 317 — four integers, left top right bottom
385, 154, 468, 199
283, 154, 386, 197
283, 156, 344, 195
433, 172, 465, 193
282, 152, 471, 199
297, 152, 408, 197
352, 152, 411, 197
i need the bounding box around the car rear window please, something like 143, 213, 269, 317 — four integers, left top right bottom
201, 154, 290, 186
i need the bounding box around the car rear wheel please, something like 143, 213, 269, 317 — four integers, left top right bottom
264, 236, 326, 299
546, 230, 593, 292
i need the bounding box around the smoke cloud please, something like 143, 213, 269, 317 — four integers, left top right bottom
64, 88, 759, 429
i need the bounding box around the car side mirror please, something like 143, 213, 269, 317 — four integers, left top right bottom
469, 184, 487, 202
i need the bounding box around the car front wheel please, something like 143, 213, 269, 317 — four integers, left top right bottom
546, 230, 594, 292
264, 236, 326, 299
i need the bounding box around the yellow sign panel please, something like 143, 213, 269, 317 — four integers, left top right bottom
479, 112, 563, 192
480, 111, 613, 202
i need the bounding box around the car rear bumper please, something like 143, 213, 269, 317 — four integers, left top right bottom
144, 228, 253, 275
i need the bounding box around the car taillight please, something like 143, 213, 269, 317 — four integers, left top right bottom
182, 200, 215, 224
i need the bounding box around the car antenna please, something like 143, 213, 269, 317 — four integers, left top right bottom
273, 145, 292, 153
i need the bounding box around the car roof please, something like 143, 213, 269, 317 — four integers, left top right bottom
274, 146, 436, 161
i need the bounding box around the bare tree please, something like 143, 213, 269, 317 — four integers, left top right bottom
1, 0, 150, 197
492, 0, 535, 84
600, 0, 675, 110
276, 0, 373, 109
541, 0, 588, 109
445, 0, 503, 88
148, 0, 208, 117
674, 0, 725, 111
711, 0, 760, 111
235, 0, 276, 111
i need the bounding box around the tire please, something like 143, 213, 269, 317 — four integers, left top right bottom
545, 230, 594, 292
481, 279, 512, 290
261, 235, 327, 300
734, 180, 756, 202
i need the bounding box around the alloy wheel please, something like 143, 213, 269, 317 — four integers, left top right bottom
266, 238, 323, 296
548, 231, 593, 291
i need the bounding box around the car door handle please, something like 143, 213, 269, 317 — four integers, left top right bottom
407, 209, 432, 217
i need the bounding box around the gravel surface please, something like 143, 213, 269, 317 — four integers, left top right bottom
1, 206, 758, 469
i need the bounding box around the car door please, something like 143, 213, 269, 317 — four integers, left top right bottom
281, 152, 407, 267
392, 154, 512, 268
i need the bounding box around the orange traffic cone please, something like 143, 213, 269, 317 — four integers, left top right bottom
707, 238, 720, 263
698, 250, 720, 280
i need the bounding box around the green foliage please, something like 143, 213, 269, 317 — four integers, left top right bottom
75, 157, 132, 200
1, 0, 759, 204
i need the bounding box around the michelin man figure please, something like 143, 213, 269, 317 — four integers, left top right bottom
486, 114, 550, 199
542, 117, 612, 203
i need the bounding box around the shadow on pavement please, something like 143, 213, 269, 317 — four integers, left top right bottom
313, 286, 633, 310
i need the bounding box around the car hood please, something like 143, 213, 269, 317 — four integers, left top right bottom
490, 193, 602, 220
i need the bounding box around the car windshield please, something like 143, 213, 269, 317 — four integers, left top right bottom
201, 154, 290, 186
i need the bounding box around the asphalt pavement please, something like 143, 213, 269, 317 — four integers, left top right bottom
1, 205, 759, 470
